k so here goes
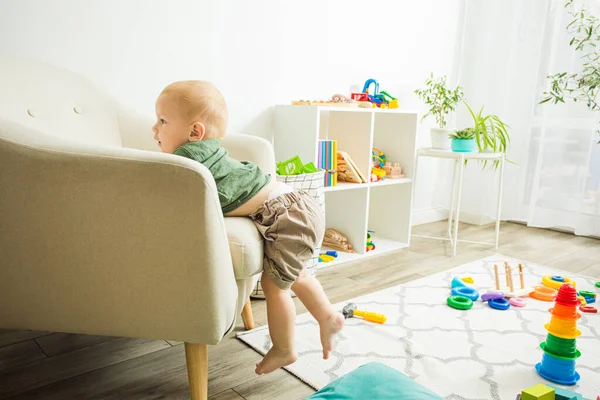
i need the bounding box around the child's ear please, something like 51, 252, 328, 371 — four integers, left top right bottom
189, 122, 206, 141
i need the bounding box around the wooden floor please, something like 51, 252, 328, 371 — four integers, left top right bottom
1, 222, 599, 400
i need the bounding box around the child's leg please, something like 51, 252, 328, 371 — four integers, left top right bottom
255, 273, 298, 375
291, 269, 344, 360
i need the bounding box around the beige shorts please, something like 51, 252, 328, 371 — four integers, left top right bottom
250, 191, 325, 290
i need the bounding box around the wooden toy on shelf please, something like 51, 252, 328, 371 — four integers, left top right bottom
384, 162, 405, 179
323, 228, 355, 253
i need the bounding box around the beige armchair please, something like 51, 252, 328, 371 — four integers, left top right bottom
0, 55, 267, 400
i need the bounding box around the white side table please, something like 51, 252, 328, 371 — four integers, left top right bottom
412, 148, 505, 256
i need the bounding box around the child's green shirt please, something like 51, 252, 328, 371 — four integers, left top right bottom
174, 139, 271, 214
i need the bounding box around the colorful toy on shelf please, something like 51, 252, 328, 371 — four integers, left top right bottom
521, 384, 555, 400
292, 94, 361, 108
371, 148, 387, 182
323, 228, 355, 253
542, 275, 577, 290
492, 263, 534, 297
366, 231, 376, 252
342, 303, 387, 324
277, 155, 317, 176
536, 284, 581, 385
318, 250, 340, 263
596, 282, 600, 288
384, 162, 405, 179
337, 150, 368, 183
351, 79, 399, 109
380, 91, 399, 109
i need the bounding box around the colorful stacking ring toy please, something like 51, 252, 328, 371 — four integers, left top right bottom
509, 297, 527, 307
481, 292, 504, 302
579, 290, 595, 298
580, 306, 597, 313
596, 282, 600, 288
530, 286, 557, 302
447, 295, 473, 310
542, 275, 576, 290
451, 287, 479, 301
488, 298, 510, 310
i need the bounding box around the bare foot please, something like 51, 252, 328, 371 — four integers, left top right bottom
320, 312, 345, 360
255, 347, 298, 375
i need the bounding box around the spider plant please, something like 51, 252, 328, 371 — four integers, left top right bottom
464, 101, 511, 168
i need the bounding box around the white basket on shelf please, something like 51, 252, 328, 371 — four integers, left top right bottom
251, 170, 326, 299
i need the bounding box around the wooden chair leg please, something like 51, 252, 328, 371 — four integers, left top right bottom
241, 299, 255, 330
185, 342, 208, 400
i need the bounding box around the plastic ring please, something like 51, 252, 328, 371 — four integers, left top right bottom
580, 306, 597, 313
481, 292, 505, 302
595, 282, 600, 288
542, 275, 576, 290
489, 298, 511, 310
551, 275, 565, 282
530, 286, 557, 302
451, 287, 480, 301
509, 297, 527, 307
447, 295, 473, 310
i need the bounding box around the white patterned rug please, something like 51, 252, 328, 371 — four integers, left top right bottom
237, 255, 600, 400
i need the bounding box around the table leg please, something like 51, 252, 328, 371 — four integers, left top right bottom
495, 156, 505, 250
447, 159, 458, 244
453, 156, 465, 256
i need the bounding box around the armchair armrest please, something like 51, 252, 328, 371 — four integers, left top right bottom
0, 121, 238, 344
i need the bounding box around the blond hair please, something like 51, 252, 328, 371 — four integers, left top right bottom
161, 80, 228, 139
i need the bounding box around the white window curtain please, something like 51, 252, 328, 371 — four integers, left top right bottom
454, 0, 600, 237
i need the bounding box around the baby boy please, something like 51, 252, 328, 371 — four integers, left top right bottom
152, 81, 344, 375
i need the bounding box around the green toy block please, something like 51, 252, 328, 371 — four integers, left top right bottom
521, 384, 555, 400
302, 162, 317, 173
545, 384, 582, 400
277, 156, 304, 176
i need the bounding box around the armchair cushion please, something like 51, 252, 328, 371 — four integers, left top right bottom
225, 217, 264, 279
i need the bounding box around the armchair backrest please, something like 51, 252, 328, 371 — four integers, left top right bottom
0, 54, 122, 147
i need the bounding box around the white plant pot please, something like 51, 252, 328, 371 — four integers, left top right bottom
430, 128, 453, 150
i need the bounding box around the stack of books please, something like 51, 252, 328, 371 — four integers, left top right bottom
318, 139, 338, 187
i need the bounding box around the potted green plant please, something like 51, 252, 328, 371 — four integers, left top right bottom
450, 128, 476, 152
464, 101, 511, 155
415, 74, 464, 150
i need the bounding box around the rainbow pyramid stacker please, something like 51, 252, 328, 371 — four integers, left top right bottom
536, 284, 581, 385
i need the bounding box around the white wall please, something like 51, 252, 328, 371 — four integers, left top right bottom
0, 0, 461, 218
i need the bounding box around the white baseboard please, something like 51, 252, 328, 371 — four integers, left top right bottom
411, 208, 496, 226
455, 211, 496, 226
411, 207, 448, 226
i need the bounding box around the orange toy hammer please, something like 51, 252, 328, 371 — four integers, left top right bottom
342, 303, 387, 324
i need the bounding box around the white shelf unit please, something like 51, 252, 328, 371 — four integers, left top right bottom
273, 105, 418, 268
